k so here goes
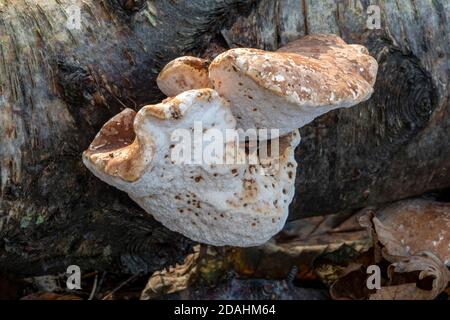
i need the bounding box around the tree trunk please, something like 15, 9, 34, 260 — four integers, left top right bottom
291, 0, 450, 218
221, 0, 449, 218
0, 0, 255, 275
1, 0, 449, 275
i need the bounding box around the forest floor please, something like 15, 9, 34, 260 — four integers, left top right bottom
2, 190, 450, 300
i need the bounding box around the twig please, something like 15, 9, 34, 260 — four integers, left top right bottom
101, 274, 140, 300
88, 272, 98, 300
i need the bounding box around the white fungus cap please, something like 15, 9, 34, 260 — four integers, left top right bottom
157, 56, 212, 97
209, 34, 378, 138
83, 34, 378, 247
83, 89, 301, 247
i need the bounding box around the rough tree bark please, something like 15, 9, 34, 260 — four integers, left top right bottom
0, 0, 449, 275
222, 0, 450, 218
0, 0, 256, 275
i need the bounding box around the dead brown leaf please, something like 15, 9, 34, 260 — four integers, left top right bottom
330, 263, 374, 300
332, 199, 450, 300
369, 283, 432, 300
232, 211, 371, 281
374, 199, 450, 262
373, 251, 450, 300
141, 246, 201, 300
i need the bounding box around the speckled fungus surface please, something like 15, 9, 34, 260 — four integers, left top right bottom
84, 89, 300, 246
83, 34, 378, 247
209, 34, 378, 137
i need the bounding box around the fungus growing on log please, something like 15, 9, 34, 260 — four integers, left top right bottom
84, 89, 300, 246
157, 56, 212, 97
209, 34, 378, 137
83, 34, 377, 247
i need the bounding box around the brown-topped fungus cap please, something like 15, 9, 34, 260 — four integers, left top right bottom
82, 108, 154, 183
209, 34, 378, 138
157, 56, 212, 97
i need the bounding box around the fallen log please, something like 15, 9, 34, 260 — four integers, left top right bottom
0, 0, 449, 275
0, 0, 255, 275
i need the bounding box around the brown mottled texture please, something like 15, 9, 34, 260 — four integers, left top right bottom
209, 34, 377, 137
277, 34, 377, 86
373, 199, 450, 263
83, 109, 153, 182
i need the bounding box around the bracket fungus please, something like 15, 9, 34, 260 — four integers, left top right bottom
84, 89, 300, 246
157, 56, 212, 97
83, 34, 378, 247
209, 34, 378, 137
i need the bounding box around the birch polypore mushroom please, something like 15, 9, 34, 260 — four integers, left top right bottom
209, 34, 378, 137
157, 56, 212, 97
84, 34, 377, 247
83, 89, 300, 246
